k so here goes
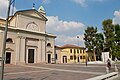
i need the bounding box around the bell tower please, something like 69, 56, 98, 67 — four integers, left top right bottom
38, 5, 46, 16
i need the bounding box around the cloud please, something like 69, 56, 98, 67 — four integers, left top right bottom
113, 10, 120, 25
46, 16, 85, 34
0, 0, 8, 18
0, 0, 16, 19
72, 0, 87, 7
91, 0, 103, 2
55, 35, 85, 47
46, 16, 85, 46
72, 0, 104, 7
42, 0, 51, 4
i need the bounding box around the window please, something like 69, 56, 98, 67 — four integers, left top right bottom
74, 49, 76, 53
70, 56, 73, 60
83, 56, 85, 59
47, 43, 51, 47
70, 49, 72, 53
80, 50, 82, 53
92, 56, 94, 59
74, 55, 76, 60
80, 56, 82, 59
6, 38, 13, 43
26, 22, 38, 31
77, 49, 79, 53
83, 50, 85, 53
55, 54, 57, 59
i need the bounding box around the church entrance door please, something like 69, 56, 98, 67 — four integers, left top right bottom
48, 54, 51, 63
28, 49, 34, 63
5, 52, 11, 64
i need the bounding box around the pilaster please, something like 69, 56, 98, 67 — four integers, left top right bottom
15, 36, 21, 64
20, 36, 26, 64
37, 39, 42, 62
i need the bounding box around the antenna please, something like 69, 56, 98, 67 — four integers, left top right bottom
32, 3, 35, 9
11, 0, 15, 15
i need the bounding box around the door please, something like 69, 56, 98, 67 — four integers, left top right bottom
48, 54, 51, 63
28, 49, 34, 63
63, 56, 67, 63
78, 57, 79, 62
6, 52, 11, 64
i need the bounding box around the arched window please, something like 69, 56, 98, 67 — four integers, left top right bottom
26, 22, 38, 31
6, 38, 13, 43
47, 43, 51, 47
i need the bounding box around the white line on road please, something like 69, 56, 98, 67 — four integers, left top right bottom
20, 65, 104, 75
4, 70, 52, 75
40, 64, 106, 68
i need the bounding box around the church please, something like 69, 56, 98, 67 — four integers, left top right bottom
0, 6, 56, 65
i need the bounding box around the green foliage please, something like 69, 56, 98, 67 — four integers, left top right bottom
102, 19, 115, 54
113, 24, 120, 58
115, 24, 120, 44
84, 19, 120, 60
84, 26, 97, 51
95, 33, 104, 55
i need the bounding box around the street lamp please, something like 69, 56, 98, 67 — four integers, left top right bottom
0, 0, 12, 80
77, 36, 79, 46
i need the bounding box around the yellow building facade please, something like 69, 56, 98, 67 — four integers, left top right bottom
60, 44, 87, 63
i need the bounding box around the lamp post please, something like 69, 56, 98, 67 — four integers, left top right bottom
85, 53, 88, 66
77, 36, 79, 46
0, 0, 12, 80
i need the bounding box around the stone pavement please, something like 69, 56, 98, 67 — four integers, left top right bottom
3, 63, 120, 80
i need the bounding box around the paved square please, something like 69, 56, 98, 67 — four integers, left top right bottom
3, 63, 120, 80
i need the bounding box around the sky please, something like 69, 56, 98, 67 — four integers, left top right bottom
0, 0, 120, 47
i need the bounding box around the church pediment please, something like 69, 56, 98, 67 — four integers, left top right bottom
15, 9, 47, 21
47, 50, 52, 53
6, 48, 14, 51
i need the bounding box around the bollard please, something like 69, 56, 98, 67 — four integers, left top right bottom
115, 64, 118, 72
106, 67, 109, 73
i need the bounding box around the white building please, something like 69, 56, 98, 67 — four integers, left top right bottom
0, 6, 56, 65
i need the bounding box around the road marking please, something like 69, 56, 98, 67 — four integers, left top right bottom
21, 65, 104, 75
40, 64, 106, 68
4, 70, 52, 75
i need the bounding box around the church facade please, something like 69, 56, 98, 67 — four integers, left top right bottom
0, 7, 56, 65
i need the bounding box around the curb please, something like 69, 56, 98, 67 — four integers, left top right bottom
86, 72, 118, 80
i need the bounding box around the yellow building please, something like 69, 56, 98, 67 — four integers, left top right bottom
60, 44, 87, 63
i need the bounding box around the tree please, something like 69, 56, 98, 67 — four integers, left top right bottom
84, 27, 104, 61
84, 26, 97, 51
95, 33, 104, 60
114, 24, 120, 59
102, 19, 115, 59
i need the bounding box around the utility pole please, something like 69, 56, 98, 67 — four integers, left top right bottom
0, 0, 11, 80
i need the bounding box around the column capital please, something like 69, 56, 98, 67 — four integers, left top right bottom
39, 39, 45, 41
17, 36, 26, 39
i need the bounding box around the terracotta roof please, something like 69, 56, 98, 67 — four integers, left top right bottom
55, 45, 60, 48
60, 44, 85, 49
0, 18, 5, 21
